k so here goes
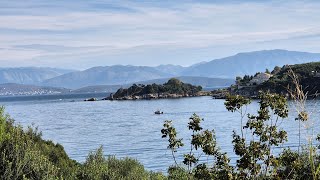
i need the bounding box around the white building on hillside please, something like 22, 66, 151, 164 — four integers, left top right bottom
250, 73, 272, 85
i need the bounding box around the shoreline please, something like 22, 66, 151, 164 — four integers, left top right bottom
102, 91, 212, 101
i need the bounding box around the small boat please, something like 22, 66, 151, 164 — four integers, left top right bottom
84, 98, 97, 101
154, 110, 163, 114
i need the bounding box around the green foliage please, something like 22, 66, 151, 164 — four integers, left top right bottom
276, 148, 314, 179
162, 114, 233, 179
77, 146, 159, 180
161, 120, 184, 153
230, 92, 289, 179
168, 166, 190, 180
161, 92, 320, 179
237, 75, 253, 86
265, 68, 270, 74
271, 66, 281, 75
225, 94, 251, 112
0, 107, 64, 179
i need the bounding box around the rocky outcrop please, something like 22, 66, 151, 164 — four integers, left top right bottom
104, 91, 210, 100
103, 78, 209, 100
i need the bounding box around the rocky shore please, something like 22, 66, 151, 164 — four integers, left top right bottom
103, 91, 211, 100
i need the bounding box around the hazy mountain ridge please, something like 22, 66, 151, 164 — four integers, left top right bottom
0, 67, 75, 85
182, 49, 320, 78
42, 65, 172, 89
42, 49, 320, 89
72, 85, 125, 93
154, 64, 186, 75
1, 49, 319, 89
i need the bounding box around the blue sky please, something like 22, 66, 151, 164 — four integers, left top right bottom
1, 0, 320, 69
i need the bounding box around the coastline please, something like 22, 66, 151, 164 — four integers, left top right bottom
102, 91, 211, 100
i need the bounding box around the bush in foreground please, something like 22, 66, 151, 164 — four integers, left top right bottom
161, 92, 320, 179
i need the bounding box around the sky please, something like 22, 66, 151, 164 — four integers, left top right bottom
1, 0, 320, 69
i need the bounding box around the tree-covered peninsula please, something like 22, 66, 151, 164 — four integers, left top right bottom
105, 78, 207, 100
227, 62, 320, 98
259, 62, 320, 95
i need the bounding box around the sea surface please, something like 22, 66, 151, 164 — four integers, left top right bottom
0, 94, 319, 172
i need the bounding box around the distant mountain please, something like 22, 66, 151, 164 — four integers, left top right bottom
42, 49, 320, 89
0, 67, 74, 85
182, 49, 320, 78
0, 83, 70, 96
73, 76, 233, 93
42, 65, 171, 89
4, 49, 320, 90
154, 64, 186, 75
72, 85, 124, 94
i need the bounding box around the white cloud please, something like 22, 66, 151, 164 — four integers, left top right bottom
0, 0, 320, 68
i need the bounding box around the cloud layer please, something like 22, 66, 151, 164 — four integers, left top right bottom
1, 0, 320, 69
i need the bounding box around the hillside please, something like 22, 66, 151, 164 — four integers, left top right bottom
42, 65, 171, 89
72, 85, 124, 93
0, 67, 74, 85
228, 62, 320, 98
182, 49, 320, 78
258, 62, 320, 95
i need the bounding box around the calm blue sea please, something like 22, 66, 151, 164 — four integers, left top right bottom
0, 94, 319, 172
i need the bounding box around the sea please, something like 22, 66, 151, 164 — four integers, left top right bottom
0, 93, 319, 172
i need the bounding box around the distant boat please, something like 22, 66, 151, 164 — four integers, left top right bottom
154, 110, 163, 114
84, 98, 97, 101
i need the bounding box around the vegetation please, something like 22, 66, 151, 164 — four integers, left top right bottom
0, 107, 164, 179
235, 62, 320, 97
111, 78, 202, 99
232, 62, 320, 99
162, 90, 320, 179
235, 75, 253, 86
258, 62, 320, 96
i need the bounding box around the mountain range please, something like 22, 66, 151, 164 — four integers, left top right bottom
0, 49, 319, 90
41, 65, 170, 89
72, 76, 234, 93
0, 67, 73, 85
182, 49, 320, 78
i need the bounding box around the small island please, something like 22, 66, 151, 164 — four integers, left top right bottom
103, 78, 210, 100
